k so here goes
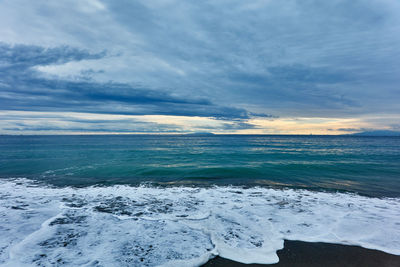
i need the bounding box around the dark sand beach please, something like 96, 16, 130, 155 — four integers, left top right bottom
203, 240, 400, 267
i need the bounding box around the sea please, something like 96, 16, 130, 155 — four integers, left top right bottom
0, 135, 399, 266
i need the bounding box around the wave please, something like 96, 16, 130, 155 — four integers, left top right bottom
0, 178, 399, 266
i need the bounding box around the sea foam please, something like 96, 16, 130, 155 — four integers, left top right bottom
0, 178, 399, 266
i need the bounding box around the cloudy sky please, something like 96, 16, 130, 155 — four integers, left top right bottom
0, 0, 399, 134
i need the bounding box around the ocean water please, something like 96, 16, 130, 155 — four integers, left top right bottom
0, 135, 399, 266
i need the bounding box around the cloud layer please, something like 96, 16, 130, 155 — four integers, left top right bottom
0, 43, 251, 120
0, 0, 400, 133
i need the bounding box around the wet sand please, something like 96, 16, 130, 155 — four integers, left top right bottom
202, 240, 400, 267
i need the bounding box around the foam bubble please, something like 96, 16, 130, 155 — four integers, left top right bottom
0, 179, 399, 266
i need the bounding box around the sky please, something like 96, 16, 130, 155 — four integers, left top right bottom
0, 0, 399, 134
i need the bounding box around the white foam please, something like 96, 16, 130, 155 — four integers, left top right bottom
0, 178, 399, 266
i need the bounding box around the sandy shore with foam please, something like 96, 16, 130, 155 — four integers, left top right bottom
1, 179, 399, 266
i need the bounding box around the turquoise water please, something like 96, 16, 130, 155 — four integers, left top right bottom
0, 135, 399, 197
1, 135, 400, 266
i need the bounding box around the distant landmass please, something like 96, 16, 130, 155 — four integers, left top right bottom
349, 130, 400, 136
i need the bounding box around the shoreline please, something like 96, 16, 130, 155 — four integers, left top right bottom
202, 240, 400, 267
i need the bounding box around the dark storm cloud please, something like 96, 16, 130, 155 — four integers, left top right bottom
0, 43, 251, 119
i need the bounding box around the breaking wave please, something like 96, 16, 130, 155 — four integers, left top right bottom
0, 178, 399, 266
